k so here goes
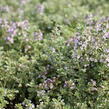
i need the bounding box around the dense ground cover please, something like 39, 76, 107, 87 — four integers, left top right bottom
0, 0, 109, 109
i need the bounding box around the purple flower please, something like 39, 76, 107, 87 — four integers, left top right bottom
73, 38, 79, 49
96, 23, 102, 32
17, 20, 29, 30
105, 49, 109, 53
8, 27, 14, 33
103, 32, 109, 39
6, 36, 14, 43
64, 82, 68, 87
45, 78, 53, 83
36, 4, 45, 14
0, 6, 9, 12
34, 31, 43, 40
23, 20, 29, 29
74, 38, 79, 44
7, 22, 17, 37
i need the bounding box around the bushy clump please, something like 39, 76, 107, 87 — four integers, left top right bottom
0, 0, 109, 109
